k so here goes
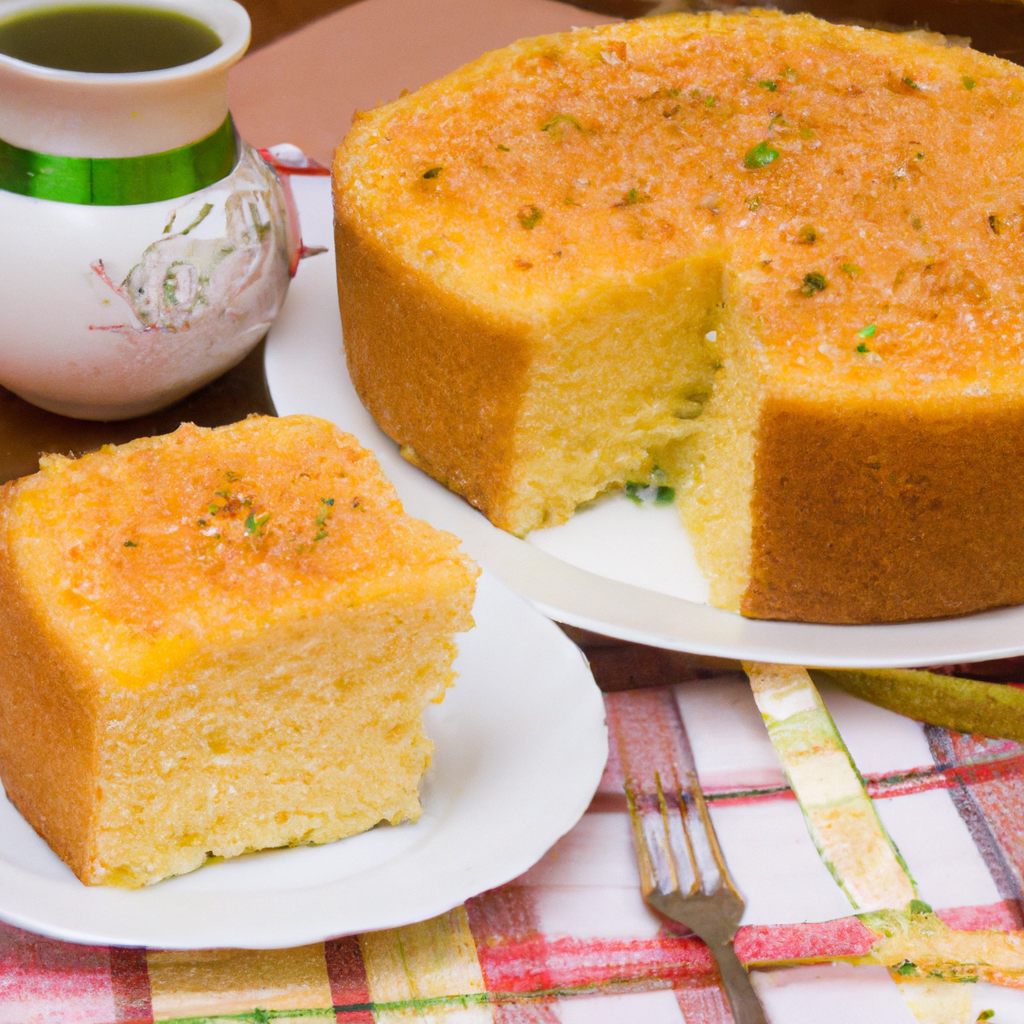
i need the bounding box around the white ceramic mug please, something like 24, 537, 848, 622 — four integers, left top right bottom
0, 0, 297, 420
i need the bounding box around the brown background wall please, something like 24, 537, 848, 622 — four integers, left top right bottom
239, 0, 646, 52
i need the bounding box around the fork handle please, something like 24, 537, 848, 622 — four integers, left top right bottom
709, 938, 770, 1024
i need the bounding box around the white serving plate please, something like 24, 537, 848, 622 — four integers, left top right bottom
267, 176, 1024, 668
0, 571, 607, 949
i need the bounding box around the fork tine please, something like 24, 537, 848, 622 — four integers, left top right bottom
646, 781, 679, 896
689, 770, 742, 902
629, 775, 690, 898
625, 783, 657, 898
665, 773, 702, 897
653, 772, 682, 894
631, 769, 735, 901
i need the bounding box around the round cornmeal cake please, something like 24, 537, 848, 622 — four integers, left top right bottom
333, 11, 1024, 625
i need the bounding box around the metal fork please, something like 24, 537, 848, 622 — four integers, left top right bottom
627, 770, 769, 1024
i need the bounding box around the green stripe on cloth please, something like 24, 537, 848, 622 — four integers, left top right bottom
152, 1010, 335, 1024
745, 662, 917, 912
0, 114, 236, 205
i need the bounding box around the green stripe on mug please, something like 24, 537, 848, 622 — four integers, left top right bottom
0, 114, 237, 205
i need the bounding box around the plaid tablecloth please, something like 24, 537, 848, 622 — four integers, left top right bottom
7, 648, 1024, 1024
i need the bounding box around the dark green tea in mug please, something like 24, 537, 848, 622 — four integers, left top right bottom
0, 5, 221, 73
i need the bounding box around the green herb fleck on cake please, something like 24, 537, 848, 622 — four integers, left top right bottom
746, 195, 762, 211
617, 188, 652, 206
858, 323, 876, 338
744, 141, 779, 169
625, 481, 675, 506
518, 206, 543, 229
842, 263, 863, 276
801, 271, 827, 295
245, 511, 271, 536
314, 497, 335, 541
902, 77, 920, 90
123, 540, 138, 548
422, 166, 443, 179
759, 79, 777, 91
963, 76, 976, 90
496, 144, 510, 152
856, 342, 870, 354
541, 113, 586, 137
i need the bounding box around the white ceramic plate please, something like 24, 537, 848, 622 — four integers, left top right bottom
0, 571, 607, 949
267, 176, 1024, 668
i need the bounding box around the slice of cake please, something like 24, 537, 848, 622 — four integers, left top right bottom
333, 11, 1024, 624
0, 415, 478, 887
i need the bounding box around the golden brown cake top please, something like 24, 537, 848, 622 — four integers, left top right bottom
335, 11, 1024, 401
0, 415, 475, 683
